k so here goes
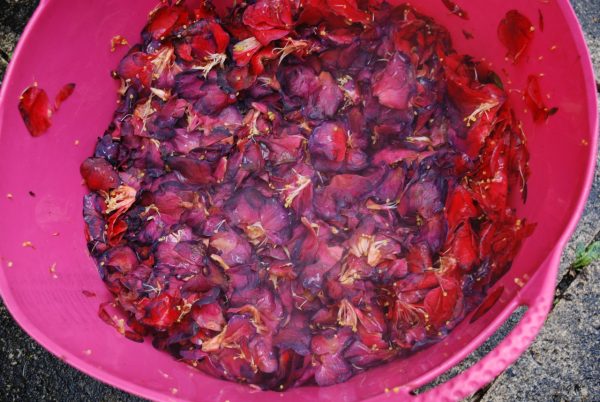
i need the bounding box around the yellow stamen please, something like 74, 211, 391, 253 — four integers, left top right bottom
104, 185, 137, 215
337, 299, 358, 332
192, 53, 227, 78
283, 172, 311, 208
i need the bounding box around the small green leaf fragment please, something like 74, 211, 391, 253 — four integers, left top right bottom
572, 241, 600, 270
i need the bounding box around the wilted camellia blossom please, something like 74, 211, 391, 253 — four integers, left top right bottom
81, 0, 535, 390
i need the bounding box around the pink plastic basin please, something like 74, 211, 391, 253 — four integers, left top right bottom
0, 0, 597, 401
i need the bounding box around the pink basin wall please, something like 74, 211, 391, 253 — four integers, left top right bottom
0, 0, 596, 401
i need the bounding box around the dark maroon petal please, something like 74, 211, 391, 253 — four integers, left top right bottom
307, 72, 344, 119
211, 229, 253, 267
226, 188, 263, 226
259, 198, 292, 245
314, 354, 353, 386
281, 65, 320, 99
301, 244, 343, 293
274, 325, 312, 355
373, 53, 416, 110
117, 52, 153, 88
193, 83, 237, 115
103, 246, 138, 273
289, 217, 319, 264
309, 122, 347, 163
398, 180, 443, 219
166, 156, 214, 185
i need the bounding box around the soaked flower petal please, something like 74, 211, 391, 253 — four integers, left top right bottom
18, 84, 52, 136
498, 10, 534, 64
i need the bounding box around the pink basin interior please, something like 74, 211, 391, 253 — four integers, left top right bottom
0, 0, 596, 401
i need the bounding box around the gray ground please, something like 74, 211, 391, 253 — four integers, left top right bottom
0, 1, 598, 401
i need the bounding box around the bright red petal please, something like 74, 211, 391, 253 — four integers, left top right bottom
498, 10, 534, 64
18, 85, 53, 137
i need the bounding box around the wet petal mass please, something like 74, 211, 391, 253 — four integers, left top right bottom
80, 0, 534, 390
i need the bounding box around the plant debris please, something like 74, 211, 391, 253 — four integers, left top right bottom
81, 0, 534, 390
18, 82, 76, 136
524, 74, 558, 122
498, 10, 534, 64
111, 35, 129, 52
573, 241, 600, 270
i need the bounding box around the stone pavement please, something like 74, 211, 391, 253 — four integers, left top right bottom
0, 1, 598, 401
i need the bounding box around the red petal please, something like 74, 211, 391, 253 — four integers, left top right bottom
250, 46, 278, 75
80, 158, 120, 191
117, 52, 153, 88
54, 83, 76, 110
443, 54, 506, 113
18, 85, 53, 137
145, 6, 190, 40
106, 215, 128, 246
242, 0, 293, 31
140, 294, 180, 329
233, 37, 263, 66
193, 3, 217, 20
497, 10, 534, 64
441, 0, 469, 20
326, 0, 371, 25
449, 222, 478, 269
373, 53, 415, 110
524, 74, 557, 122
423, 281, 460, 328
253, 28, 290, 46
210, 21, 231, 54
445, 186, 478, 231
227, 66, 257, 91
